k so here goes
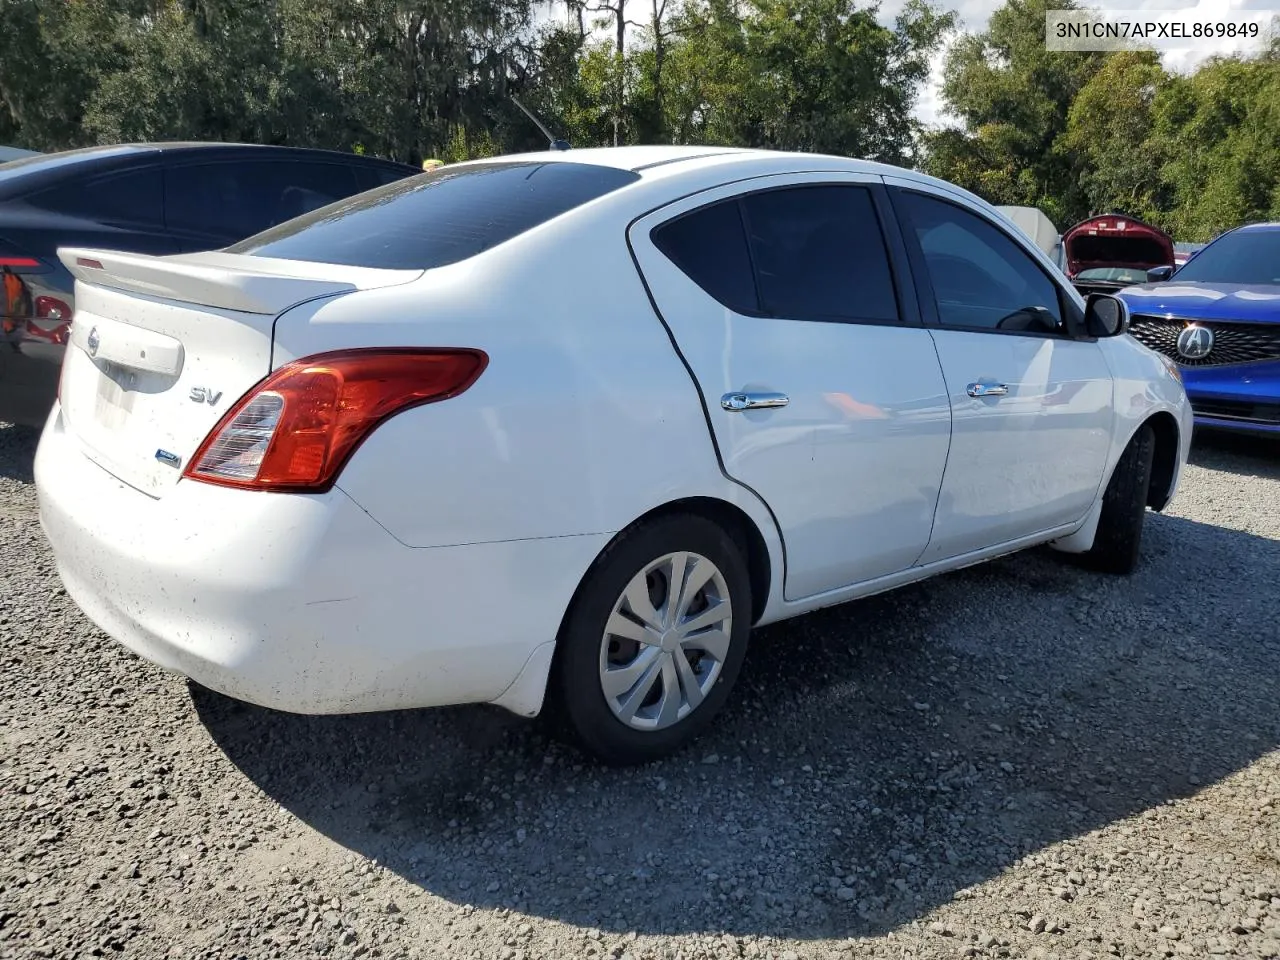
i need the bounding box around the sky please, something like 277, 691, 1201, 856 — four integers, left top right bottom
889, 0, 1278, 127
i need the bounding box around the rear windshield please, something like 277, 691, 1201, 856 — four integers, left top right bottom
227, 160, 642, 270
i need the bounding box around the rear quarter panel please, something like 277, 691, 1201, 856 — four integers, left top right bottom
269, 197, 784, 569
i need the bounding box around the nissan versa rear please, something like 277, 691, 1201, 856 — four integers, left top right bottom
36, 147, 1191, 765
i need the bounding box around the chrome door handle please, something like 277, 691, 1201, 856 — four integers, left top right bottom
721, 391, 790, 412
966, 382, 1009, 398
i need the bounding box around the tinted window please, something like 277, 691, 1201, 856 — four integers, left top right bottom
652, 200, 757, 314
166, 161, 359, 241
1173, 229, 1280, 285
900, 191, 1063, 334
353, 164, 415, 192
228, 161, 642, 270
0, 145, 146, 191
742, 186, 899, 322
25, 167, 163, 226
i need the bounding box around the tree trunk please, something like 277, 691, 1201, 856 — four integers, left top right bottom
614, 0, 625, 146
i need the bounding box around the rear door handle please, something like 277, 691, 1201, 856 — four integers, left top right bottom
966, 382, 1009, 398
721, 391, 790, 412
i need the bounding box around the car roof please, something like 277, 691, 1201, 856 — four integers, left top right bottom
451, 144, 911, 176
0, 141, 413, 179
1230, 222, 1280, 233
449, 145, 1000, 224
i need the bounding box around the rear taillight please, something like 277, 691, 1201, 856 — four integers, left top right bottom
183, 348, 488, 493
0, 256, 41, 269
34, 295, 71, 321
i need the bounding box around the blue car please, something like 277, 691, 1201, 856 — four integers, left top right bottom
1119, 222, 1280, 436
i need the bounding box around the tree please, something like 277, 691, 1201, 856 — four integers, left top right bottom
922, 0, 1102, 224
656, 0, 952, 161
1150, 56, 1280, 240
1061, 51, 1171, 222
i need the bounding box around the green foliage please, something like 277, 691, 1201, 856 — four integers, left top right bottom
922, 0, 1102, 224
0, 0, 950, 165
925, 0, 1280, 237
2, 0, 1276, 243
651, 0, 954, 162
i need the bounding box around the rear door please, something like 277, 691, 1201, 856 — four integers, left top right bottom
886, 180, 1114, 561
163, 158, 360, 251
629, 173, 953, 601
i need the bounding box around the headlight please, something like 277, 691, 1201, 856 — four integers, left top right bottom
1159, 354, 1183, 383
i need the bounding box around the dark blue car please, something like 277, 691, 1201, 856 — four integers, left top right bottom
1119, 222, 1280, 436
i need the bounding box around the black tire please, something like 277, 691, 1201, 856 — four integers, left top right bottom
1082, 424, 1156, 575
547, 513, 753, 766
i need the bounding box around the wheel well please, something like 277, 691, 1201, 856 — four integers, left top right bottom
1145, 411, 1180, 511
618, 498, 773, 624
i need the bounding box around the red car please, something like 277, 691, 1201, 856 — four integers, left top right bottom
1062, 213, 1175, 297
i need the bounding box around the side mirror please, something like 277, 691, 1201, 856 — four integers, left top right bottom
1084, 293, 1129, 338
1147, 265, 1174, 283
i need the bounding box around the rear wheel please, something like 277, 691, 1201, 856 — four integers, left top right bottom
548, 514, 752, 765
1082, 424, 1156, 575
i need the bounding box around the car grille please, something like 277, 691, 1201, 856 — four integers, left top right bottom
1128, 315, 1280, 367
1193, 398, 1280, 424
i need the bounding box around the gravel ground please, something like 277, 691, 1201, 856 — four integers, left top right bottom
2, 420, 1278, 960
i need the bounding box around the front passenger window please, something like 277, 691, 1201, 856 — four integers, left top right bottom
899, 190, 1064, 334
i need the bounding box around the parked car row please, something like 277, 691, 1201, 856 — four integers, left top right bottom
30, 145, 1191, 764
1, 142, 420, 425
998, 206, 1280, 438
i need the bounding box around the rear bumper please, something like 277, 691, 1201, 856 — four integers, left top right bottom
1182, 360, 1280, 436
35, 406, 606, 714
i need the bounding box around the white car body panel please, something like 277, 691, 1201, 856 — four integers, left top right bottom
919, 328, 1115, 562
627, 171, 952, 599
33, 146, 1193, 722
36, 414, 610, 714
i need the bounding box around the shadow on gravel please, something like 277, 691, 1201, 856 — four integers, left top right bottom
1189, 428, 1280, 480
195, 511, 1280, 942
0, 423, 38, 483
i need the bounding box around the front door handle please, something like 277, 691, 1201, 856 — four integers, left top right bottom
721, 391, 790, 412
966, 382, 1009, 398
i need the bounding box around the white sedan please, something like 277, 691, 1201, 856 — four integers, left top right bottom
34, 146, 1192, 765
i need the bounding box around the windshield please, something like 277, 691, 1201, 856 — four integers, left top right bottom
1174, 229, 1280, 285
228, 160, 641, 270
1075, 266, 1149, 283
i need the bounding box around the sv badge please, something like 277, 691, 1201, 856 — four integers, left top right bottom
189, 386, 223, 406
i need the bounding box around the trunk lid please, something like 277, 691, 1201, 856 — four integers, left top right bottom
1062, 214, 1174, 278
54, 247, 421, 498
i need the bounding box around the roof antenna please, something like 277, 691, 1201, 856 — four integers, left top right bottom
511, 95, 571, 151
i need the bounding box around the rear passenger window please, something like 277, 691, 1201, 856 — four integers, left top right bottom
353, 165, 415, 192
651, 185, 901, 323
742, 186, 899, 322
652, 200, 758, 315
26, 167, 163, 227
166, 161, 359, 242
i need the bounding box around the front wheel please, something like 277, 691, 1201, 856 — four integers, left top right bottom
1082, 424, 1156, 575
548, 513, 753, 765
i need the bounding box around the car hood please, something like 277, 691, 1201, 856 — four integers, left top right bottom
1118, 281, 1280, 323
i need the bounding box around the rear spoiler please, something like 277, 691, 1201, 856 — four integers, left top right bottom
58, 247, 421, 316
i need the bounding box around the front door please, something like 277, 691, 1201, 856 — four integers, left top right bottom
628, 173, 953, 600
886, 180, 1115, 562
